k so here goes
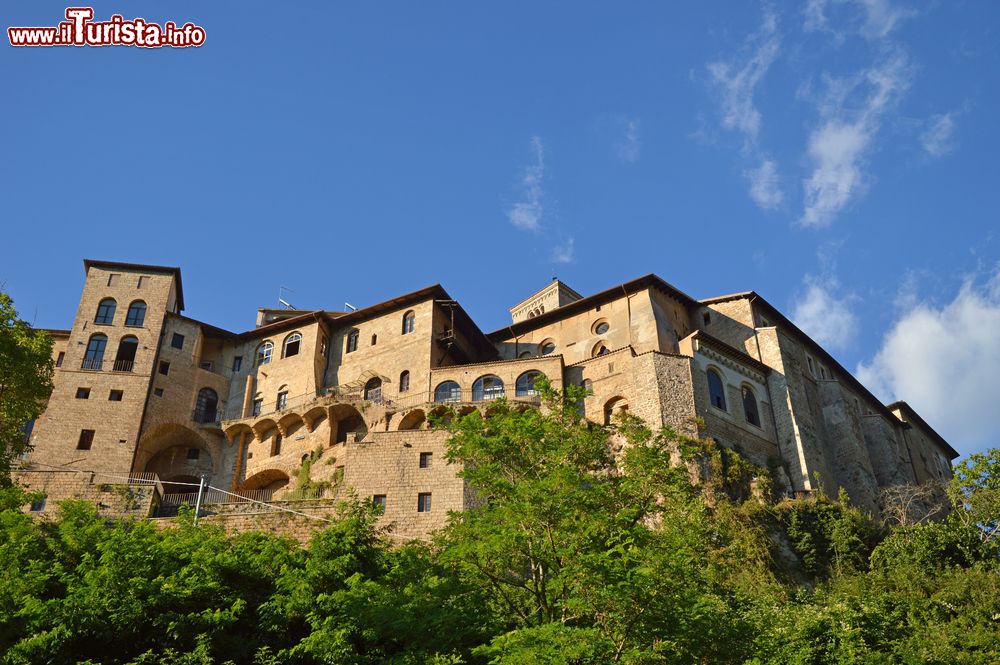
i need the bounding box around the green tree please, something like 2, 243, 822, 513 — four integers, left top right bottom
0, 291, 54, 485
948, 448, 1000, 560
436, 381, 763, 663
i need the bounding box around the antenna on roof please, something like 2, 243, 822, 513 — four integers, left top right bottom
344, 302, 357, 312
278, 286, 296, 310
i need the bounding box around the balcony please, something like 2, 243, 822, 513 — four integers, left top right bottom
81, 358, 103, 371
192, 407, 222, 426
112, 359, 134, 372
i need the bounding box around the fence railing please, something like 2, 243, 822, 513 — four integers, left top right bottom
161, 487, 276, 507
81, 358, 103, 370
159, 484, 331, 508
191, 408, 222, 425
112, 359, 134, 372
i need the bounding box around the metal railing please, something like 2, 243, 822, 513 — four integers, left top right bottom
161, 487, 278, 507
191, 408, 222, 425
81, 358, 103, 370
112, 359, 134, 372
159, 484, 331, 508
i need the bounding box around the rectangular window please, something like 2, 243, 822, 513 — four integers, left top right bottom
417, 493, 432, 513
419, 452, 433, 468
252, 398, 263, 416
30, 497, 46, 512
159, 361, 170, 376
137, 275, 148, 288
276, 391, 288, 411
186, 448, 200, 460
109, 389, 123, 401
77, 429, 95, 450
199, 361, 213, 371
372, 495, 387, 513
346, 331, 358, 353
107, 273, 119, 287
371, 334, 377, 346
56, 351, 65, 368
154, 388, 164, 397
320, 336, 328, 357
75, 387, 90, 399
703, 312, 711, 325
807, 356, 815, 376
232, 356, 242, 372
270, 434, 282, 456
171, 333, 185, 350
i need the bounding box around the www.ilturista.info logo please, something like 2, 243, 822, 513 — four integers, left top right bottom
8, 7, 205, 48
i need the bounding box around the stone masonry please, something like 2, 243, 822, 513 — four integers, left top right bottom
16, 262, 958, 539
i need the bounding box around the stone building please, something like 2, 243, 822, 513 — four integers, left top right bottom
16, 260, 957, 538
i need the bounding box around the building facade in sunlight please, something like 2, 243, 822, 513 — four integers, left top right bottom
17, 260, 957, 538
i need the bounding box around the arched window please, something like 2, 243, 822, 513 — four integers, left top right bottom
83, 334, 107, 370
194, 387, 219, 423
707, 369, 727, 411
125, 301, 146, 327
515, 370, 543, 397
282, 332, 302, 358
346, 329, 359, 353
742, 386, 761, 427
399, 370, 410, 393
540, 339, 556, 356
364, 377, 383, 402
519, 351, 532, 358
592, 342, 610, 357
256, 341, 274, 366
473, 375, 505, 401
113, 335, 138, 372
402, 310, 415, 335
434, 380, 461, 403
94, 298, 116, 325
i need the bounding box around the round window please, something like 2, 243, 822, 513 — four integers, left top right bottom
541, 341, 556, 355
595, 322, 609, 335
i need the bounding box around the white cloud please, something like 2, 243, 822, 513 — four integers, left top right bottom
803, 0, 914, 40
707, 10, 780, 145
745, 158, 784, 209
791, 276, 858, 351
857, 270, 1000, 456
617, 118, 641, 164
800, 54, 911, 227
858, 0, 915, 39
707, 9, 785, 209
551, 237, 575, 264
920, 112, 957, 158
507, 136, 545, 232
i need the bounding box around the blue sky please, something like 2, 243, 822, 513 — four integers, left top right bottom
3, 1, 998, 456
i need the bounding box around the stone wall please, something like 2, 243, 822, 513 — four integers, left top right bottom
27, 264, 179, 474
14, 469, 158, 518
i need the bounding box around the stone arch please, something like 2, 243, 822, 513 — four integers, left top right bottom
329, 403, 367, 444
397, 408, 426, 431
134, 423, 222, 487
302, 406, 328, 432
251, 417, 278, 440
603, 396, 629, 425
428, 405, 453, 426
241, 468, 290, 494
224, 422, 253, 444
277, 412, 304, 437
